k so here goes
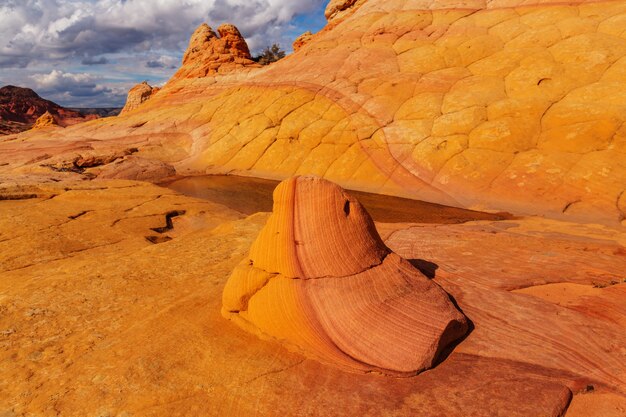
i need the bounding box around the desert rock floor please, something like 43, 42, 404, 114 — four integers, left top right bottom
1, 177, 625, 416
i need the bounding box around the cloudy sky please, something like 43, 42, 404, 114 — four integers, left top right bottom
0, 0, 328, 107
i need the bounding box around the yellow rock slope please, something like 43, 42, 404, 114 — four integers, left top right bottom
2, 0, 626, 225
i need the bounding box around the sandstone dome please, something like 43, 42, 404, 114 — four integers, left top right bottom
222, 176, 469, 375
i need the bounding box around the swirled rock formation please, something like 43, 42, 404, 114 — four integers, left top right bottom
222, 176, 468, 375
120, 82, 160, 114
172, 23, 260, 79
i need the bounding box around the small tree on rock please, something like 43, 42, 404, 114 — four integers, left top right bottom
254, 44, 286, 65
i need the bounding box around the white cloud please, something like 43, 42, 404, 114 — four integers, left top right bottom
32, 70, 96, 89
0, 0, 328, 105
0, 0, 325, 63
29, 69, 124, 106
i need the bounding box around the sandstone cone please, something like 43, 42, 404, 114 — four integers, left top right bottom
222, 176, 468, 375
31, 111, 58, 130
173, 23, 260, 79
293, 31, 313, 51
120, 81, 159, 114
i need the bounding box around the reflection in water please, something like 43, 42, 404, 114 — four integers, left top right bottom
163, 175, 511, 224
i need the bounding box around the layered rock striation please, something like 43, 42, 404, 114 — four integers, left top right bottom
325, 0, 361, 21
222, 176, 468, 375
1, 0, 626, 225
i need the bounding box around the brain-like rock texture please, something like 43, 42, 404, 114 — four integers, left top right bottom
172, 23, 260, 79
121, 82, 160, 114
222, 176, 468, 375
2, 0, 626, 226
31, 111, 58, 130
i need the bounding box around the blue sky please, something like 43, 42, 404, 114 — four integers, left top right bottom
0, 0, 328, 107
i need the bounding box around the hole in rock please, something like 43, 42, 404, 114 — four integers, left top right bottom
343, 200, 350, 216
145, 235, 172, 244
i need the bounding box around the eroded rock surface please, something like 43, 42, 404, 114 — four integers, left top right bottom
325, 0, 361, 21
172, 23, 260, 79
31, 111, 58, 130
120, 82, 160, 114
0, 176, 624, 416
293, 31, 313, 51
2, 0, 625, 224
222, 176, 468, 375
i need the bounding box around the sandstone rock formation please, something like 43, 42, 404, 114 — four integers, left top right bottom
222, 176, 468, 375
2, 0, 624, 225
31, 111, 58, 130
292, 31, 313, 51
172, 23, 260, 79
1, 177, 623, 416
0, 85, 93, 134
1, 1, 625, 415
120, 82, 160, 114
325, 0, 361, 21
96, 155, 176, 182
384, 218, 626, 395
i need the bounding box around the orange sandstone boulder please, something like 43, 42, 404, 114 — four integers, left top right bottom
31, 111, 58, 130
293, 31, 313, 51
222, 176, 468, 375
172, 23, 260, 79
120, 81, 160, 114
325, 0, 360, 21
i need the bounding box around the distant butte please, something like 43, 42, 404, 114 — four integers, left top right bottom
0, 85, 95, 135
